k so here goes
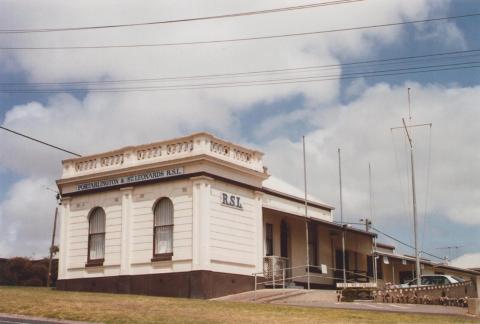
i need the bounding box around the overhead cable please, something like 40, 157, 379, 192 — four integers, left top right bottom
1, 48, 479, 87
1, 61, 479, 93
0, 126, 81, 156
0, 0, 364, 34
371, 226, 444, 260
1, 12, 479, 50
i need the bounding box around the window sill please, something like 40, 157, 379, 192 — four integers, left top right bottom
151, 253, 173, 262
85, 259, 104, 267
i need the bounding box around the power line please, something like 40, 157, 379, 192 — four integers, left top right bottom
1, 48, 479, 87
0, 126, 81, 156
371, 226, 444, 260
0, 0, 364, 34
2, 61, 479, 93
1, 12, 479, 50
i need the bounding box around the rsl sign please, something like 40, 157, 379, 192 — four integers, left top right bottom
76, 167, 184, 192
221, 193, 243, 209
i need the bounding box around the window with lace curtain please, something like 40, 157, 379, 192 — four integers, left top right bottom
87, 207, 105, 266
152, 198, 174, 261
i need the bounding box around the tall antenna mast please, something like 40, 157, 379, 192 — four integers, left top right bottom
391, 90, 432, 286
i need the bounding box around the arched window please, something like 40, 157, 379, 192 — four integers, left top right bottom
153, 198, 174, 259
88, 207, 106, 264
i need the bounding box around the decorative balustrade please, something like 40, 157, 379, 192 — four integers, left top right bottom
62, 133, 264, 178
263, 256, 289, 280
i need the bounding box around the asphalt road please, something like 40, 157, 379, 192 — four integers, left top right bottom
0, 315, 88, 324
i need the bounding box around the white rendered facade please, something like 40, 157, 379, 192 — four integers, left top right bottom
56, 132, 341, 297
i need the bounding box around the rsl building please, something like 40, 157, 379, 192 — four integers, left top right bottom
56, 132, 377, 298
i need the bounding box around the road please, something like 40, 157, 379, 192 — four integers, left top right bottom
0, 315, 89, 324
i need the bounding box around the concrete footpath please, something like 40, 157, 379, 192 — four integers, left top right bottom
216, 289, 477, 318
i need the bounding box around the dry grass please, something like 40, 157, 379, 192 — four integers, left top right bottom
0, 286, 475, 323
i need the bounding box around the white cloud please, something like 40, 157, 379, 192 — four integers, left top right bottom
0, 177, 57, 257
0, 0, 471, 257
262, 82, 480, 228
451, 253, 480, 269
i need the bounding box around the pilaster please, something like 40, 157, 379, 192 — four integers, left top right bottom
254, 191, 264, 273
191, 176, 213, 270
120, 187, 133, 275
58, 197, 71, 279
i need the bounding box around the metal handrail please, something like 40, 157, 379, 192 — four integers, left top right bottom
252, 263, 375, 300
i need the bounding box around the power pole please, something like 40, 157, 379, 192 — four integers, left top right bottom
47, 192, 61, 288
47, 206, 58, 287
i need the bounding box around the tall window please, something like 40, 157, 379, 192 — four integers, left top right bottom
308, 222, 318, 266
153, 198, 174, 258
88, 207, 106, 263
265, 223, 273, 256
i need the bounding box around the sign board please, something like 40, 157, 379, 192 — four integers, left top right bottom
221, 193, 243, 209
336, 282, 378, 289
76, 167, 184, 192
321, 264, 328, 274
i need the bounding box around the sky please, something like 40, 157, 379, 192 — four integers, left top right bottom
0, 0, 479, 268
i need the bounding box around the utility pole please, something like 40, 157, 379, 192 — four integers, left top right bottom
303, 136, 310, 290
338, 148, 346, 284
47, 193, 61, 288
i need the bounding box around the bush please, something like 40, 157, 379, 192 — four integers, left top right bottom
1, 257, 53, 286
3, 257, 32, 285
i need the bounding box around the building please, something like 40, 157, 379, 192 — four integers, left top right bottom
56, 132, 381, 298
375, 244, 480, 285
55, 132, 478, 298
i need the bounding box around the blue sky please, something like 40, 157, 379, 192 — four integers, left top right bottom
0, 0, 480, 267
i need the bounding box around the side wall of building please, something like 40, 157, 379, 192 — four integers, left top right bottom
59, 179, 193, 280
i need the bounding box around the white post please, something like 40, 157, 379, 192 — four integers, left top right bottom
338, 148, 347, 284
120, 187, 133, 275
303, 136, 310, 290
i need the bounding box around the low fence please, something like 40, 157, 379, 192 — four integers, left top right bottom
372, 281, 476, 307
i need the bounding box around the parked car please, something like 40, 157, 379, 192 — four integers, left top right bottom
393, 275, 464, 288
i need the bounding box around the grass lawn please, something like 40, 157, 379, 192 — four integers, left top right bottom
0, 286, 476, 324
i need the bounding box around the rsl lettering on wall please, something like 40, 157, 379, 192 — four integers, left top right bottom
221, 193, 243, 209
76, 167, 184, 192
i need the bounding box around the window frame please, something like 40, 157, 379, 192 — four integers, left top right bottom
151, 197, 174, 262
86, 207, 106, 267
